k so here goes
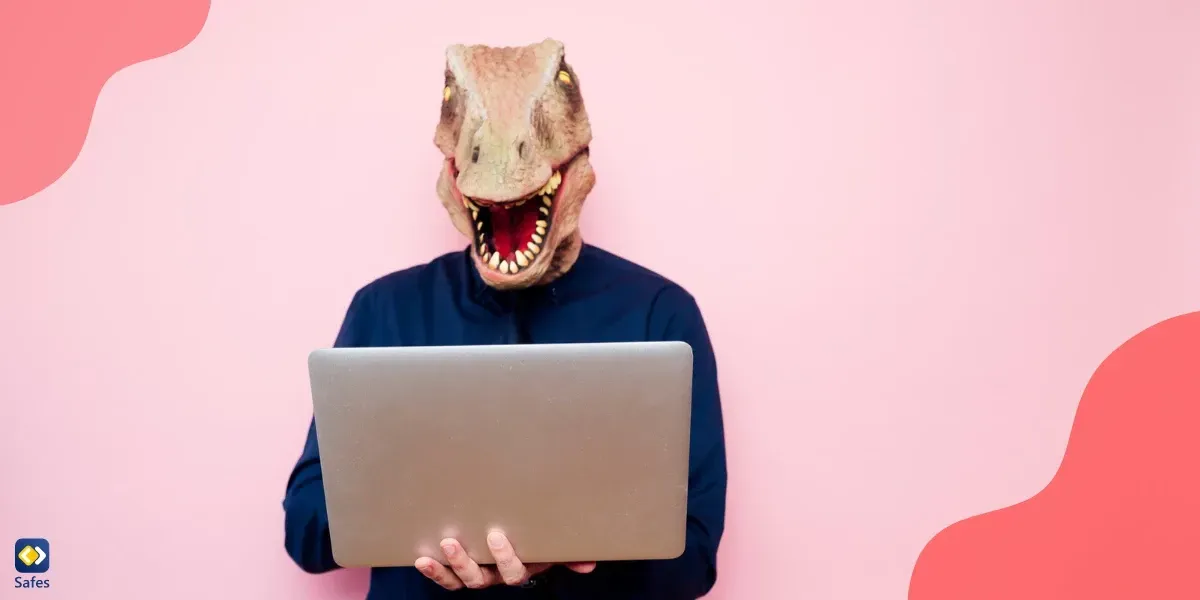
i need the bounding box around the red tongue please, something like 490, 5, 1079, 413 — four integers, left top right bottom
490, 204, 538, 259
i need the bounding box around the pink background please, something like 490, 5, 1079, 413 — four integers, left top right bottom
2, 1, 1199, 599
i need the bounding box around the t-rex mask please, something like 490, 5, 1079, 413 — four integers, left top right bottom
434, 38, 595, 291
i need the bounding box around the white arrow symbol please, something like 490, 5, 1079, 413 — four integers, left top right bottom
34, 546, 47, 566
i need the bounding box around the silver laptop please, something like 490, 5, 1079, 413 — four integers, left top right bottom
307, 341, 693, 568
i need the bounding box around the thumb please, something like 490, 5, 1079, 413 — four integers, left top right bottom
564, 562, 597, 574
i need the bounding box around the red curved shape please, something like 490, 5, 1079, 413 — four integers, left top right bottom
0, 0, 211, 206
910, 311, 1200, 599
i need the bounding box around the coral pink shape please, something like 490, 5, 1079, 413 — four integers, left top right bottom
0, 0, 210, 206
910, 311, 1200, 599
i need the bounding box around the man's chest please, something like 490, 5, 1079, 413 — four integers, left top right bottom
365, 293, 660, 348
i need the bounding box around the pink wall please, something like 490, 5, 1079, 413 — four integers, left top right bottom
2, 1, 1199, 598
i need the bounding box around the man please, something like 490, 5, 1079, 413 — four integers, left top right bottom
283, 39, 727, 598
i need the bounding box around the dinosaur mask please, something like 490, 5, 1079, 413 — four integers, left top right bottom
434, 39, 595, 290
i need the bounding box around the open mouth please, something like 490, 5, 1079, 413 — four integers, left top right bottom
461, 170, 562, 275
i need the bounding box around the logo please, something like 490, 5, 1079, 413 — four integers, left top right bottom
13, 538, 50, 590
14, 540, 48, 574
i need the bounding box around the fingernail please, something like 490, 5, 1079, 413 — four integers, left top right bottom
417, 563, 431, 574
487, 532, 504, 549
442, 543, 456, 557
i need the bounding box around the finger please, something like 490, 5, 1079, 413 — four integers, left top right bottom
415, 557, 464, 590
487, 531, 530, 586
565, 562, 597, 574
440, 538, 495, 589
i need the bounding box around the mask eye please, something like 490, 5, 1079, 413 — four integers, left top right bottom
557, 70, 572, 85
443, 86, 453, 102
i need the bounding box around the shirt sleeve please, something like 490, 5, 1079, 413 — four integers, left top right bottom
282, 287, 372, 574
550, 284, 729, 599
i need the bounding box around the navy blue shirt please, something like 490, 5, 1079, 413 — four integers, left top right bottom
283, 244, 727, 599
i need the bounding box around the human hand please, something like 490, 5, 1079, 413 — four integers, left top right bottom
414, 531, 596, 590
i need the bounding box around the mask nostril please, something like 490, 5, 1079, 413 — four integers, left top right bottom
471, 146, 480, 163
518, 141, 526, 159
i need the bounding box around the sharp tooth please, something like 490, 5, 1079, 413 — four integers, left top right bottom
522, 249, 534, 261
528, 241, 541, 254
552, 171, 561, 187
515, 252, 529, 267
542, 196, 552, 207
471, 209, 478, 219
500, 260, 510, 274
516, 199, 526, 207
535, 220, 547, 228
476, 221, 483, 231
478, 233, 485, 243
531, 233, 543, 244
482, 251, 491, 262
536, 226, 545, 235
489, 252, 501, 268
539, 207, 550, 216
480, 243, 488, 255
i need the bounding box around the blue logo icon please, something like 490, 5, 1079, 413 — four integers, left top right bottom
14, 539, 49, 574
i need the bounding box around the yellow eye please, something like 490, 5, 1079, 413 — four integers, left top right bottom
443, 86, 452, 102
557, 70, 572, 85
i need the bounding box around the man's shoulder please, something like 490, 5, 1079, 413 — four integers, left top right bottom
349, 249, 465, 304
580, 245, 700, 312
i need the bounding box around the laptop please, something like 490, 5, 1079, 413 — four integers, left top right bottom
307, 341, 693, 568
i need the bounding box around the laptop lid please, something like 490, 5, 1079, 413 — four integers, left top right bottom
307, 341, 693, 567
